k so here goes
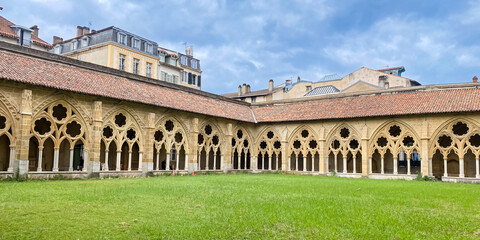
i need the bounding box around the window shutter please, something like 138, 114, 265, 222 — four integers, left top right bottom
197, 76, 201, 87
188, 73, 192, 84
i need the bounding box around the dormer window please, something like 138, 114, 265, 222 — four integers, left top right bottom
145, 43, 153, 54
118, 32, 127, 45
191, 59, 198, 69
81, 37, 89, 48
72, 40, 77, 51
180, 56, 187, 65
54, 45, 62, 54
133, 38, 140, 49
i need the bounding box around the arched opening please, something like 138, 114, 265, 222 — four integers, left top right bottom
313, 153, 319, 171
215, 149, 221, 170
447, 150, 459, 177
233, 150, 239, 170
290, 153, 296, 171
107, 142, 117, 171
42, 138, 55, 171
306, 153, 312, 171
432, 150, 444, 179
179, 146, 186, 170
355, 152, 362, 173
58, 140, 70, 171
131, 142, 140, 170
245, 151, 251, 170
384, 150, 393, 174
328, 152, 335, 172
372, 150, 381, 173
0, 135, 10, 171
199, 148, 207, 170
298, 152, 304, 171
100, 141, 106, 170
120, 142, 129, 170
337, 152, 344, 173
258, 152, 264, 170
464, 149, 476, 178
28, 137, 39, 171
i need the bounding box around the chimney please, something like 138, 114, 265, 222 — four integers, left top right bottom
473, 76, 478, 83
238, 85, 242, 96
297, 76, 301, 82
53, 36, 63, 45
76, 26, 83, 37
82, 26, 90, 36
186, 46, 193, 57
30, 25, 39, 37
246, 84, 251, 93
242, 83, 247, 95
285, 79, 292, 86
268, 79, 274, 92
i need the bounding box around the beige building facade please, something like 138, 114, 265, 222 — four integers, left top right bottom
1, 42, 479, 184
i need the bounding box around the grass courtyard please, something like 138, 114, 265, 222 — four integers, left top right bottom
1, 174, 480, 239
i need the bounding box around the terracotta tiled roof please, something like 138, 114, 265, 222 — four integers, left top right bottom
0, 16, 52, 48
252, 88, 480, 122
0, 45, 254, 122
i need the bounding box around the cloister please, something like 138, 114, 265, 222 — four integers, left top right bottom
1, 42, 480, 183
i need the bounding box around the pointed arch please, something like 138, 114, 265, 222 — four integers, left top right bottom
231, 125, 254, 170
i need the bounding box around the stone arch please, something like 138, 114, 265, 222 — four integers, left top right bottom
152, 116, 189, 171
288, 125, 319, 172
231, 125, 253, 170
369, 120, 421, 175
325, 123, 362, 174
196, 119, 224, 171
430, 117, 480, 178
103, 104, 146, 130
0, 101, 15, 172
100, 108, 143, 171
33, 93, 92, 124
0, 89, 19, 120
29, 99, 89, 172
255, 126, 282, 171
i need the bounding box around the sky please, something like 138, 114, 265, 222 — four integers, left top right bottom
1, 0, 480, 94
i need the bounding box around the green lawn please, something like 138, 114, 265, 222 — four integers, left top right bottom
1, 174, 480, 239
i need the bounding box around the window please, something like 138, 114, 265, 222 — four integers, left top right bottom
54, 45, 62, 54
159, 55, 165, 62
118, 33, 127, 45
167, 75, 172, 83
306, 86, 312, 91
133, 58, 139, 74
133, 38, 140, 49
146, 63, 152, 78
145, 43, 153, 54
173, 75, 179, 84
161, 71, 167, 81
182, 72, 187, 82
168, 57, 176, 66
17, 29, 31, 47
72, 40, 77, 51
181, 56, 187, 65
192, 74, 196, 85
197, 76, 201, 87
191, 59, 198, 69
188, 73, 192, 84
251, 97, 256, 103
119, 54, 126, 71
81, 37, 89, 48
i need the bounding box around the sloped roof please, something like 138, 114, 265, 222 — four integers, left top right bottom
0, 16, 52, 48
304, 85, 340, 97
0, 42, 254, 122
317, 74, 342, 82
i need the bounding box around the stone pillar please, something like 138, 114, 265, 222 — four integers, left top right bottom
155, 150, 160, 171
311, 156, 314, 172
127, 151, 132, 171
15, 89, 33, 175
295, 154, 298, 171
342, 157, 347, 173
443, 157, 448, 177
176, 152, 180, 171
361, 125, 369, 176
459, 158, 464, 178
8, 147, 15, 172
88, 101, 103, 173
188, 118, 199, 172
138, 152, 143, 171
237, 153, 240, 170
334, 154, 337, 173
407, 156, 411, 175
380, 156, 384, 174
69, 149, 74, 171
420, 119, 430, 176
37, 147, 43, 172
166, 153, 170, 171
269, 155, 272, 171
252, 155, 258, 171
185, 155, 189, 170
353, 156, 356, 173
393, 157, 398, 175
301, 156, 305, 172
318, 127, 326, 174
104, 151, 109, 171
116, 151, 121, 171
287, 157, 291, 171
52, 149, 59, 172
476, 156, 480, 178
281, 140, 288, 171
143, 113, 155, 173
223, 123, 233, 173
220, 155, 224, 171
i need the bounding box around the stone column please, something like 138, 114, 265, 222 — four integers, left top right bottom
188, 118, 199, 173
37, 147, 43, 172
8, 147, 15, 172
281, 140, 288, 171
69, 149, 74, 171
223, 123, 233, 173
252, 155, 258, 171
176, 152, 180, 171
116, 151, 121, 171
368, 157, 372, 174
311, 156, 314, 172
295, 154, 298, 171
138, 152, 143, 171
15, 89, 33, 175
89, 101, 103, 173
237, 153, 240, 170
443, 156, 448, 177
220, 155, 224, 171
353, 156, 356, 174
166, 153, 170, 171
459, 158, 464, 178
185, 155, 189, 170
287, 156, 291, 171
318, 127, 326, 174
334, 154, 337, 173
155, 150, 160, 171
476, 156, 480, 178
420, 120, 430, 176
343, 157, 347, 174
104, 151, 109, 171
127, 151, 132, 171
260, 154, 264, 170
269, 155, 272, 171
407, 156, 411, 175
303, 156, 306, 172
53, 148, 59, 172
393, 157, 398, 175
205, 152, 210, 171
380, 156, 384, 174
